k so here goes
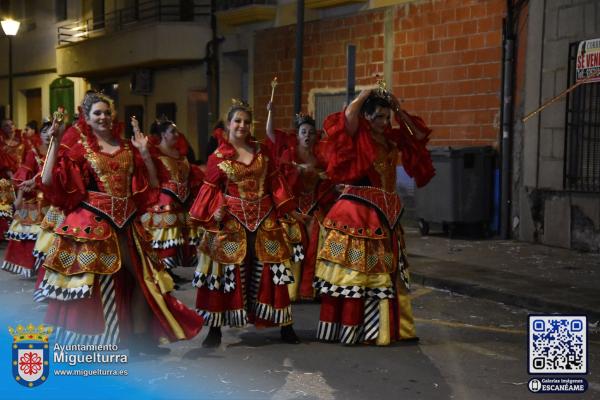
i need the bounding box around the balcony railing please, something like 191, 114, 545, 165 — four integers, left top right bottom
216, 0, 277, 11
58, 0, 210, 45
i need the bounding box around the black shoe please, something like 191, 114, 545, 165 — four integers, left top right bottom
280, 325, 301, 344
399, 336, 420, 344
202, 327, 222, 348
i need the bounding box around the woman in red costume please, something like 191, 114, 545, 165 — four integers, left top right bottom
265, 104, 335, 301
1, 121, 50, 277
31, 122, 65, 302
40, 92, 202, 353
0, 119, 26, 239
137, 118, 204, 282
190, 100, 301, 347
314, 85, 434, 345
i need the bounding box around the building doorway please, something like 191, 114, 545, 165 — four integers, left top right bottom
187, 90, 208, 163
49, 77, 75, 119
25, 88, 42, 127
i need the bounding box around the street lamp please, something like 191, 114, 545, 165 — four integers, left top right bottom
1, 18, 19, 119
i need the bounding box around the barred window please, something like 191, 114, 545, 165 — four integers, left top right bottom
565, 42, 600, 193
314, 92, 345, 129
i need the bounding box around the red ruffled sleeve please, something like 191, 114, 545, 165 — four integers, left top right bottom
131, 148, 159, 210
319, 111, 377, 183
0, 149, 17, 177
387, 113, 435, 188
11, 150, 38, 184
265, 147, 296, 214
266, 129, 303, 191
43, 129, 89, 212
189, 154, 224, 226
188, 164, 205, 199
148, 144, 171, 187
265, 129, 294, 159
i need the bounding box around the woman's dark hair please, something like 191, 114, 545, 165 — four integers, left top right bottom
294, 113, 316, 129
361, 94, 392, 116
26, 120, 38, 131
39, 121, 52, 137
156, 120, 175, 135
226, 101, 252, 122
82, 90, 112, 117
213, 120, 225, 130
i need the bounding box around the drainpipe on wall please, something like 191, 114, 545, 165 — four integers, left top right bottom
207, 0, 220, 126
500, 1, 515, 239
294, 0, 304, 116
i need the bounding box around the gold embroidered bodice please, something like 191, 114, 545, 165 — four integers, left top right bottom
159, 155, 190, 186
217, 153, 268, 201
372, 142, 398, 193
80, 133, 134, 198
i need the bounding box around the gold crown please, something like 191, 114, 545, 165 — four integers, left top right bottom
8, 324, 53, 343
294, 112, 315, 127
231, 98, 253, 113
374, 78, 392, 100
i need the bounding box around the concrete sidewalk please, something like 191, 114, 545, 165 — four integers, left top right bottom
404, 226, 600, 323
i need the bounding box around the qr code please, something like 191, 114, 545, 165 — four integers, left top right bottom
529, 315, 587, 374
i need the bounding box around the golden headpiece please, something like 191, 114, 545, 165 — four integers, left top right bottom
230, 98, 253, 113
294, 112, 316, 128
81, 90, 115, 117
373, 78, 392, 102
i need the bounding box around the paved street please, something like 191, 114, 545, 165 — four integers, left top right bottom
1, 244, 599, 399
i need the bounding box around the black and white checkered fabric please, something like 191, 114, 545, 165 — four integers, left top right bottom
222, 264, 237, 293
313, 278, 363, 298
365, 287, 395, 299
0, 210, 12, 218
270, 263, 294, 285
292, 244, 304, 263
188, 236, 201, 246
197, 308, 247, 328
151, 237, 185, 249
192, 264, 237, 293
5, 231, 38, 241
314, 277, 395, 300
1, 261, 33, 278
192, 271, 219, 290
40, 278, 92, 301
53, 275, 119, 345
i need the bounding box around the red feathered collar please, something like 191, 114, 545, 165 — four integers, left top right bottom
62, 118, 125, 152
214, 135, 261, 160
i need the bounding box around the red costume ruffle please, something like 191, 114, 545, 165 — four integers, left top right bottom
320, 111, 435, 187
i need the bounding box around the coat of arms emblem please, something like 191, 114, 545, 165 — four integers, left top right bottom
9, 324, 52, 388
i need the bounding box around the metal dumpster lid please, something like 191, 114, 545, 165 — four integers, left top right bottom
429, 146, 495, 156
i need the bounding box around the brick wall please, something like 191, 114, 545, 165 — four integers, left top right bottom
254, 0, 505, 147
